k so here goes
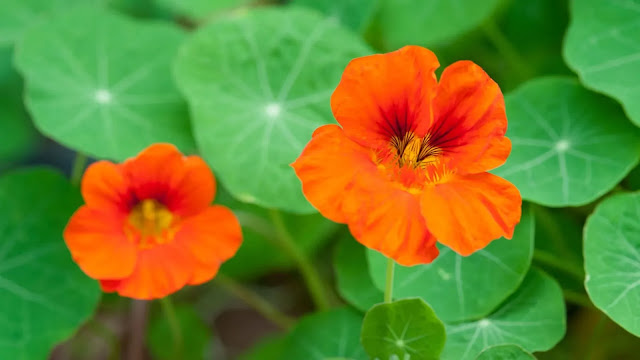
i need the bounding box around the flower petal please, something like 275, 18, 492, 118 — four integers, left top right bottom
420, 173, 522, 256
431, 61, 510, 174
81, 161, 132, 212
175, 206, 242, 285
64, 206, 137, 279
292, 124, 378, 223
331, 46, 439, 149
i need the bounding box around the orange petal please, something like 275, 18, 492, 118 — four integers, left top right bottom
64, 206, 137, 279
114, 242, 194, 300
420, 173, 522, 256
292, 124, 379, 223
331, 46, 440, 150
81, 161, 132, 213
122, 143, 215, 217
174, 206, 242, 285
431, 61, 510, 174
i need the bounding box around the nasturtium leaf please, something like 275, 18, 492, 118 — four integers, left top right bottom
361, 298, 446, 360
238, 335, 286, 360
584, 191, 640, 336
368, 205, 534, 323
292, 0, 379, 32
147, 304, 213, 360
334, 235, 383, 312
475, 344, 536, 360
173, 6, 372, 213
443, 269, 566, 360
14, 6, 195, 161
0, 168, 101, 359
626, 165, 640, 191
280, 308, 367, 360
375, 0, 502, 50
494, 77, 640, 207
564, 0, 640, 127
157, 0, 250, 20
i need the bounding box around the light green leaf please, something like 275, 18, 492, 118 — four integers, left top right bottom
494, 77, 640, 206
147, 304, 212, 360
584, 191, 640, 336
334, 235, 383, 312
292, 0, 379, 32
173, 6, 372, 213
442, 269, 566, 360
157, 0, 251, 20
238, 335, 286, 360
564, 0, 640, 127
361, 298, 446, 360
0, 168, 101, 359
280, 308, 367, 360
14, 6, 195, 161
368, 205, 534, 323
475, 344, 536, 360
375, 0, 502, 50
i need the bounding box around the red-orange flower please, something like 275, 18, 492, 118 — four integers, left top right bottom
292, 46, 522, 266
64, 143, 242, 299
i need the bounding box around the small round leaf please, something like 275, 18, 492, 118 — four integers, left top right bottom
475, 345, 536, 360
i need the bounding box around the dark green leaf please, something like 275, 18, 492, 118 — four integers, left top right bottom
147, 304, 213, 360
334, 235, 383, 312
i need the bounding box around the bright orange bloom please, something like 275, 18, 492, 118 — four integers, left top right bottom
292, 46, 522, 266
64, 143, 242, 299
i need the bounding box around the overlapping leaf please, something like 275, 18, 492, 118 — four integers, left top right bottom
334, 235, 383, 312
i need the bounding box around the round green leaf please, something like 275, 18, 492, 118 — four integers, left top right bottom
442, 269, 566, 360
280, 308, 367, 360
367, 205, 534, 323
14, 6, 195, 161
475, 345, 536, 360
0, 168, 101, 359
292, 0, 379, 32
376, 0, 502, 50
334, 235, 383, 312
564, 0, 640, 127
361, 298, 446, 360
239, 335, 286, 360
584, 191, 640, 336
494, 77, 640, 207
173, 6, 372, 213
147, 304, 212, 360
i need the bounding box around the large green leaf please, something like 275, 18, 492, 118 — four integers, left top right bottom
361, 298, 446, 360
334, 235, 383, 312
0, 168, 101, 359
280, 308, 367, 359
584, 191, 640, 336
475, 345, 536, 360
375, 0, 502, 50
157, 0, 251, 20
494, 77, 640, 206
173, 6, 372, 213
442, 269, 566, 360
368, 205, 534, 323
564, 0, 640, 127
292, 0, 379, 32
147, 304, 213, 360
14, 6, 195, 161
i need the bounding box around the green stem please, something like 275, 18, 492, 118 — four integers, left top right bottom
384, 257, 395, 303
268, 209, 330, 310
533, 249, 585, 282
216, 274, 295, 329
70, 153, 88, 186
159, 297, 183, 360
482, 20, 533, 81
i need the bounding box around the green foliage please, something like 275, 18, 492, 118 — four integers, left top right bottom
361, 298, 446, 360
157, 0, 251, 20
147, 304, 212, 360
334, 235, 383, 312
584, 191, 640, 336
173, 6, 371, 213
292, 0, 379, 32
0, 168, 101, 359
475, 345, 536, 360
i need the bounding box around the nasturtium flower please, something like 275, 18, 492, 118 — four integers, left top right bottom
292, 46, 522, 266
64, 143, 242, 299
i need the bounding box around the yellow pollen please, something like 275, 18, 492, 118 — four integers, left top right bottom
392, 132, 442, 168
127, 199, 175, 248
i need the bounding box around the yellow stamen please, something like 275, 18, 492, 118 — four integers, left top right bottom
392, 132, 442, 168
127, 199, 175, 248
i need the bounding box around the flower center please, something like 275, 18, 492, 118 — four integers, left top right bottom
390, 132, 442, 168
126, 199, 177, 248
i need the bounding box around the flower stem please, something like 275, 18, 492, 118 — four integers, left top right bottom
159, 296, 183, 360
126, 300, 149, 360
268, 209, 330, 310
384, 257, 395, 303
215, 274, 295, 329
70, 153, 88, 187
482, 20, 533, 81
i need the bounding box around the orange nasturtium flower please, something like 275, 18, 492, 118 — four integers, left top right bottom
64, 143, 242, 299
292, 46, 522, 266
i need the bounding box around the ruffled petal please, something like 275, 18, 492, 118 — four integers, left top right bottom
431, 61, 510, 174
174, 206, 242, 285
331, 46, 440, 150
81, 161, 132, 212
64, 206, 137, 279
420, 173, 522, 256
292, 124, 379, 223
